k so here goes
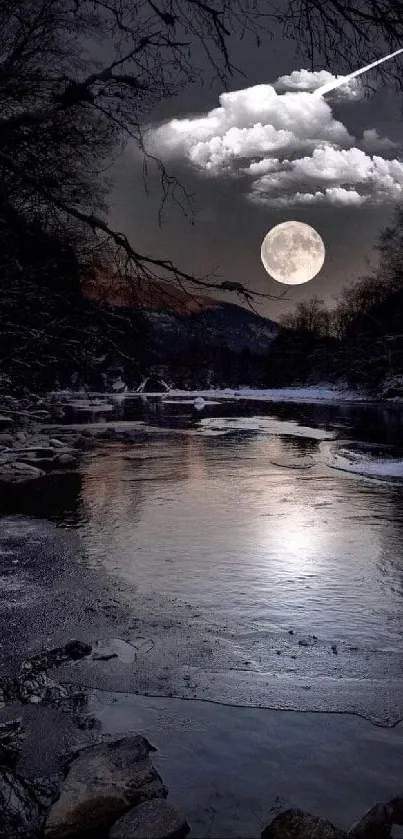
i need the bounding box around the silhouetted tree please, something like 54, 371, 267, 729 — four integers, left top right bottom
0, 0, 276, 302
273, 0, 403, 85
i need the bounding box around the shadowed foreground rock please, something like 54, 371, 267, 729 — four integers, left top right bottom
349, 802, 393, 838
0, 718, 23, 768
45, 735, 167, 838
109, 799, 190, 839
0, 768, 44, 839
3, 640, 91, 708
261, 809, 347, 838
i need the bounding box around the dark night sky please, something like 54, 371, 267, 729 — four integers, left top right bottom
108, 27, 403, 319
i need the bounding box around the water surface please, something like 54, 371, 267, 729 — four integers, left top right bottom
3, 395, 403, 719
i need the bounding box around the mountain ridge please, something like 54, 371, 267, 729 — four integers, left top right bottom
84, 274, 278, 355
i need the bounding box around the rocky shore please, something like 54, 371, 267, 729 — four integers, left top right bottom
0, 641, 190, 838
0, 421, 142, 487
1, 640, 403, 839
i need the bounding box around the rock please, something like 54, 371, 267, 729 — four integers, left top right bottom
4, 641, 92, 706
54, 453, 76, 467
49, 439, 65, 448
0, 719, 23, 768
28, 775, 61, 809
388, 791, 403, 824
262, 809, 347, 838
20, 640, 92, 673
81, 428, 95, 437
15, 431, 27, 443
348, 802, 393, 837
380, 376, 403, 400
45, 735, 167, 838
15, 446, 55, 457
14, 461, 45, 474
0, 463, 45, 483
92, 651, 118, 661
63, 640, 92, 661
0, 767, 44, 838
24, 456, 56, 471
0, 432, 14, 445
9, 670, 83, 707
110, 799, 190, 839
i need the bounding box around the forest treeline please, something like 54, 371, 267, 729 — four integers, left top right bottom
265, 208, 403, 395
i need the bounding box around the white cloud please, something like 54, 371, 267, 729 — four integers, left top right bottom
361, 128, 400, 153
250, 188, 366, 207
249, 147, 403, 206
146, 70, 402, 208
274, 69, 363, 101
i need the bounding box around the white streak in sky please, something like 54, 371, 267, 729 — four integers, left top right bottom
313, 47, 403, 97
147, 51, 403, 207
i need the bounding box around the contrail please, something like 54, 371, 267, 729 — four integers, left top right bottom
312, 47, 403, 98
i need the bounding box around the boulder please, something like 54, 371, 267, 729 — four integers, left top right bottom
0, 432, 14, 446
262, 809, 347, 838
53, 453, 76, 467
388, 792, 403, 824
0, 462, 45, 483
4, 641, 92, 706
109, 799, 190, 839
0, 767, 43, 839
349, 802, 393, 837
63, 640, 92, 661
45, 736, 167, 838
0, 719, 23, 768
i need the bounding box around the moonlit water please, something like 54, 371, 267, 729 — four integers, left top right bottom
4, 395, 403, 721
68, 398, 403, 649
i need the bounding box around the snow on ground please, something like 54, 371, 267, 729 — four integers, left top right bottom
199, 416, 335, 440
47, 386, 368, 404
170, 386, 368, 403
162, 399, 221, 407
321, 441, 403, 480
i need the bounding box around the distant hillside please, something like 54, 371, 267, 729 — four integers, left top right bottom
84, 275, 278, 355
146, 301, 278, 356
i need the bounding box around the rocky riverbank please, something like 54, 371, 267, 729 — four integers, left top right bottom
0, 641, 190, 838
0, 423, 133, 486
2, 640, 403, 839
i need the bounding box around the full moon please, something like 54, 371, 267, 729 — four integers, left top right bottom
261, 221, 325, 285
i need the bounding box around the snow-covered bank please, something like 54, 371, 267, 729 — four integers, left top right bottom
46, 385, 369, 404
167, 386, 369, 403
322, 441, 403, 481
198, 416, 334, 440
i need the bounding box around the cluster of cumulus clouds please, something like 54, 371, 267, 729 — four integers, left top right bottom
146, 68, 402, 208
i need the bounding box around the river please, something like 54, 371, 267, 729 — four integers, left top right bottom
2, 392, 403, 836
